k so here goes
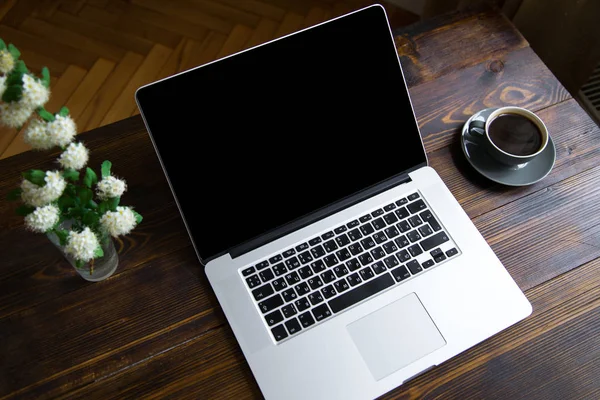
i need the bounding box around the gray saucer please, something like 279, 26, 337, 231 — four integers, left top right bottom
461, 107, 556, 186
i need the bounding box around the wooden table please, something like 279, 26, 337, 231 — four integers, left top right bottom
1, 6, 599, 400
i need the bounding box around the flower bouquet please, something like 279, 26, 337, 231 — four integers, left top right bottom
2, 39, 142, 281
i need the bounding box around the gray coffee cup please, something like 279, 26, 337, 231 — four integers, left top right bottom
469, 106, 549, 166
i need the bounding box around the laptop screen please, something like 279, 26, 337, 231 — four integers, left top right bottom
136, 6, 427, 262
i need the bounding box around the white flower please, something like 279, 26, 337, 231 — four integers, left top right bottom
96, 176, 127, 200
21, 74, 50, 109
0, 49, 14, 74
0, 75, 6, 98
20, 170, 66, 207
58, 142, 89, 170
46, 115, 77, 147
64, 227, 99, 262
23, 118, 53, 150
24, 204, 59, 233
0, 101, 34, 128
100, 206, 137, 237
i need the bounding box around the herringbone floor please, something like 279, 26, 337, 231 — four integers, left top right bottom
0, 0, 419, 159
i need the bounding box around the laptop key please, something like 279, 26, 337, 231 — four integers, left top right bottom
394, 235, 410, 248
347, 273, 362, 287
396, 250, 411, 262
242, 267, 256, 276
323, 239, 338, 253
408, 215, 423, 227
295, 297, 311, 311
391, 265, 411, 282
310, 259, 326, 273
372, 261, 387, 274
358, 253, 373, 266
324, 254, 338, 267
348, 243, 363, 256
370, 246, 386, 260
396, 220, 411, 233
347, 220, 360, 228
295, 282, 310, 295
430, 248, 443, 258
295, 242, 309, 252
282, 288, 297, 303
359, 214, 372, 223
335, 248, 351, 262
308, 291, 324, 305
406, 260, 423, 275
359, 267, 374, 281
321, 285, 337, 299
255, 261, 270, 271
373, 232, 387, 244
271, 324, 288, 341
259, 269, 275, 282
360, 237, 376, 250
384, 226, 399, 239
334, 226, 347, 234
246, 275, 261, 288
312, 304, 332, 321
408, 244, 423, 257
420, 232, 450, 251
273, 263, 287, 276
321, 231, 335, 240
298, 311, 316, 328
285, 271, 301, 285
383, 213, 398, 225
298, 266, 313, 280
383, 241, 398, 254
434, 253, 447, 263
333, 265, 349, 278
281, 303, 297, 318
269, 254, 283, 264
347, 228, 363, 241
321, 270, 336, 284
360, 223, 375, 236
285, 318, 302, 335
308, 237, 322, 246
265, 309, 284, 326
252, 283, 274, 301
383, 203, 396, 212
285, 257, 300, 270
383, 255, 399, 269
297, 251, 313, 264
372, 217, 386, 230
328, 273, 395, 313
272, 277, 287, 291
395, 207, 410, 220
346, 258, 362, 272
418, 224, 433, 237
308, 277, 323, 290
395, 197, 408, 206
420, 210, 442, 232
371, 209, 384, 217
422, 259, 435, 269
407, 199, 426, 214
446, 248, 458, 257
283, 249, 296, 258
334, 278, 350, 293
335, 234, 350, 247
258, 294, 284, 314
310, 245, 326, 259
407, 230, 422, 243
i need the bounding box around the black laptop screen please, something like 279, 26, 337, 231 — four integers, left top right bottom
136, 6, 427, 262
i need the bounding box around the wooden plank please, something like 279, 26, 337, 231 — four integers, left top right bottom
273, 11, 304, 38
179, 38, 211, 71
0, 24, 97, 70
31, 0, 61, 18
87, 0, 109, 7
409, 47, 571, 153
17, 47, 68, 76
216, 24, 254, 59
66, 58, 116, 124
130, 0, 233, 34
58, 0, 86, 15
45, 10, 154, 55
101, 44, 172, 125
0, 65, 87, 159
189, 31, 228, 68
0, 0, 33, 27
19, 16, 126, 62
394, 9, 529, 87
105, 0, 210, 43
303, 6, 328, 28
212, 0, 286, 21
79, 52, 144, 131
78, 4, 183, 49
244, 17, 279, 49
0, 0, 17, 21
187, 0, 262, 28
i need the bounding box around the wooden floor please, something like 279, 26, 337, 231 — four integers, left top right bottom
0, 0, 419, 159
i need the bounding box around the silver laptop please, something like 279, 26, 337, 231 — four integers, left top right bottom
135, 5, 532, 399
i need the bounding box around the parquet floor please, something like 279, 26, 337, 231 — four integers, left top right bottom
0, 0, 419, 159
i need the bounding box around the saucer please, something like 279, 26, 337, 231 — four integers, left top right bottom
461, 107, 556, 186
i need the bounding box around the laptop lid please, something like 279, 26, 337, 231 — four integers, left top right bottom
135, 5, 427, 264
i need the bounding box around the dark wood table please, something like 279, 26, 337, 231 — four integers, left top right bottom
1, 6, 599, 400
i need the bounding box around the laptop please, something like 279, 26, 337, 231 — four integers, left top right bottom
135, 5, 532, 399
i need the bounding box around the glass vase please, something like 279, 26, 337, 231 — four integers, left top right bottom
46, 222, 119, 282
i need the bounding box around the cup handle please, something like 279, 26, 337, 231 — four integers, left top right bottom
469, 119, 486, 136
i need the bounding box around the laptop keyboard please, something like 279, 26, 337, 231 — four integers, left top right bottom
240, 192, 460, 343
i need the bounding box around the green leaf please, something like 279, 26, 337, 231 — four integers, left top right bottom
6, 188, 22, 201
59, 106, 70, 117
77, 187, 93, 205
62, 169, 79, 182
83, 167, 98, 188
57, 195, 74, 211
75, 259, 85, 269
41, 67, 51, 88
6, 61, 27, 86
98, 201, 108, 215
0, 39, 5, 51
88, 199, 98, 209
16, 205, 35, 216
83, 210, 100, 227
37, 108, 55, 122
101, 160, 112, 178
94, 246, 104, 258
132, 210, 143, 224
22, 169, 46, 186
108, 196, 120, 212
69, 207, 84, 217
8, 43, 20, 60
55, 229, 69, 246
2, 84, 22, 102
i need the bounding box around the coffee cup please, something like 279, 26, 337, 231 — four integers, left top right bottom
469, 106, 549, 166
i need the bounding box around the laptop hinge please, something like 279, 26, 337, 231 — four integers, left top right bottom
228, 168, 418, 260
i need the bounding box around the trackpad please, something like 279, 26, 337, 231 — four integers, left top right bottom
347, 293, 446, 381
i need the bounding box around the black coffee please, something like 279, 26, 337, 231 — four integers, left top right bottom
488, 114, 543, 156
